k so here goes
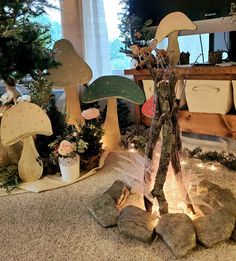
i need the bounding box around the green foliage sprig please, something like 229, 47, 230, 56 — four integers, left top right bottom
118, 0, 154, 50
121, 125, 148, 152
0, 164, 21, 192
25, 76, 53, 109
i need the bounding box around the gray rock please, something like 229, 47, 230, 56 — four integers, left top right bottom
194, 179, 236, 217
88, 193, 119, 228
155, 213, 196, 258
193, 208, 235, 248
230, 223, 236, 241
104, 180, 130, 206
118, 205, 157, 243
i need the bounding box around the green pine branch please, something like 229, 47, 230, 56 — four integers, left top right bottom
0, 0, 58, 82
185, 147, 236, 171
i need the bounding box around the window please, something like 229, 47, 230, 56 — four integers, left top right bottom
158, 34, 210, 64
104, 0, 131, 73
34, 0, 62, 47
104, 0, 210, 69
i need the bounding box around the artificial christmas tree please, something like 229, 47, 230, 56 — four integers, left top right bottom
0, 0, 58, 94
0, 1, 66, 176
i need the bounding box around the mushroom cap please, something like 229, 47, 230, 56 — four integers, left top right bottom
155, 12, 197, 43
82, 75, 145, 104
142, 95, 155, 118
1, 103, 52, 146
48, 39, 93, 88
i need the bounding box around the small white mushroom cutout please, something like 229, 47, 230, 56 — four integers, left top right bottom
48, 39, 93, 126
155, 12, 197, 43
155, 12, 197, 66
1, 102, 53, 182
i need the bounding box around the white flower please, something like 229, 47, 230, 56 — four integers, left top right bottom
82, 108, 100, 120
58, 140, 75, 156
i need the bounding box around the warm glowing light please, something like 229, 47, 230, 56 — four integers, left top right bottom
185, 207, 197, 220
180, 160, 187, 165
197, 163, 204, 168
72, 132, 78, 137
209, 165, 218, 171
128, 143, 136, 153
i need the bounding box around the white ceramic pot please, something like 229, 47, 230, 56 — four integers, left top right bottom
58, 156, 80, 182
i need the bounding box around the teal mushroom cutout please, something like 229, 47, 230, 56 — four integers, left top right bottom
82, 75, 145, 150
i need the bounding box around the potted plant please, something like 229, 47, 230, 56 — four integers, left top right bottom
49, 127, 88, 182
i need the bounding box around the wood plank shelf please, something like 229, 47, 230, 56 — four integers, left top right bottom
124, 66, 236, 138
124, 66, 236, 81
179, 111, 236, 138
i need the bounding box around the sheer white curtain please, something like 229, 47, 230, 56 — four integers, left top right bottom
59, 0, 85, 56
82, 0, 112, 80
60, 0, 112, 80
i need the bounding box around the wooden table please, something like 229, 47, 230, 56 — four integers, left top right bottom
124, 66, 236, 138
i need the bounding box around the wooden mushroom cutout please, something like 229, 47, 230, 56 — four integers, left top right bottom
48, 39, 93, 126
155, 12, 197, 66
82, 76, 145, 150
1, 103, 52, 182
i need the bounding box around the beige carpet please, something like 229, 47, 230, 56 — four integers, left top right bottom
0, 152, 236, 261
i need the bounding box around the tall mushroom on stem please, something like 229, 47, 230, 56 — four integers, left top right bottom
155, 12, 197, 66
82, 75, 145, 150
48, 39, 93, 127
1, 102, 52, 182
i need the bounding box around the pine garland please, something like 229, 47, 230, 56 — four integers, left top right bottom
184, 147, 236, 171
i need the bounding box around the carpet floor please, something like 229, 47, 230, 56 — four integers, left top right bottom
0, 152, 236, 261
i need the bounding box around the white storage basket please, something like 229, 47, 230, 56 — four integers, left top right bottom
185, 80, 233, 115
142, 79, 187, 108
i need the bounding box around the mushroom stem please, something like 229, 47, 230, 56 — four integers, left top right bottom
64, 86, 84, 127
102, 98, 121, 150
18, 136, 43, 182
167, 31, 180, 66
